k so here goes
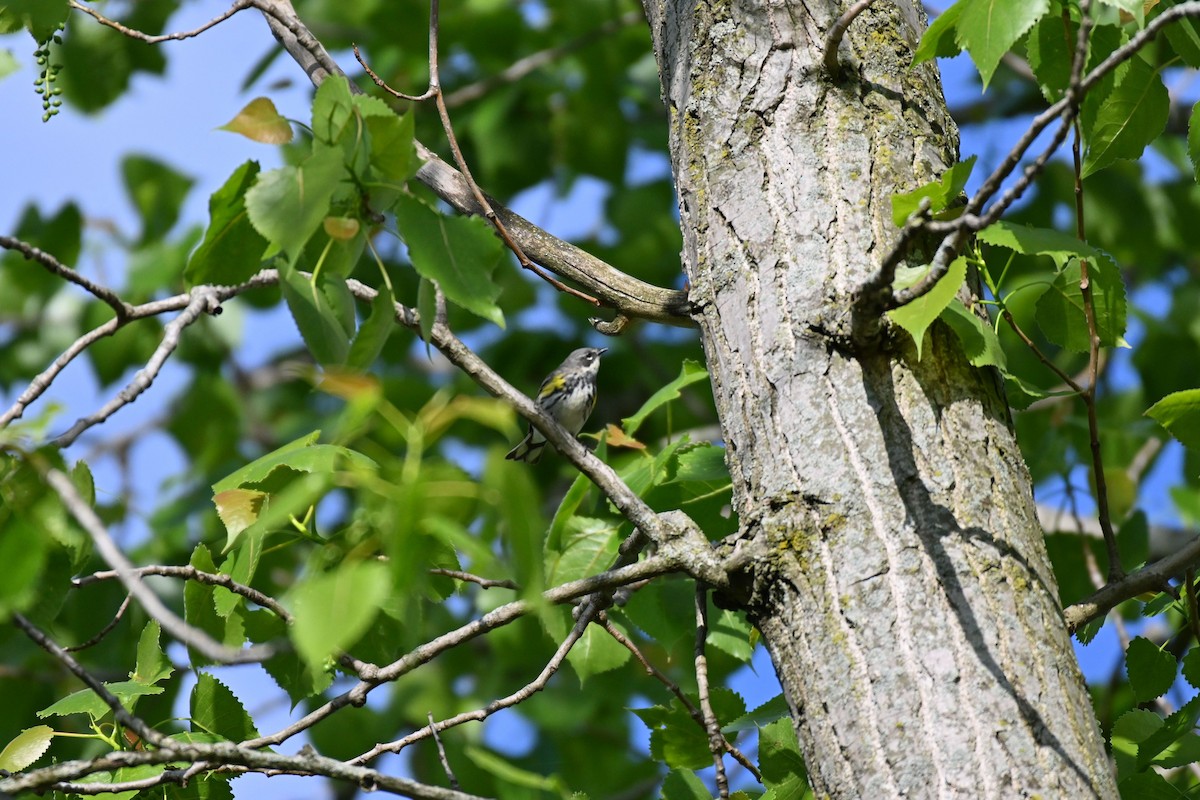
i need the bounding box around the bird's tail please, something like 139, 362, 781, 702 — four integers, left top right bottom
505, 431, 545, 464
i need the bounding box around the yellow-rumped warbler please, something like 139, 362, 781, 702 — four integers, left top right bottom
506, 347, 607, 464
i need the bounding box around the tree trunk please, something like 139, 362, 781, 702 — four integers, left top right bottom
643, 1, 1117, 797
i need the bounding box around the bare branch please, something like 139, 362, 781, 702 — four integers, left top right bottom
0, 235, 132, 319
824, 0, 878, 76
0, 734, 492, 799
44, 468, 278, 664
428, 711, 460, 790
68, 0, 255, 43
694, 586, 729, 798
352, 599, 598, 764
65, 594, 133, 652
74, 564, 293, 623
243, 551, 684, 748
13, 612, 169, 747
1063, 536, 1200, 632
53, 287, 224, 446
2, 274, 277, 429
251, 0, 691, 327
428, 568, 518, 590
600, 611, 762, 781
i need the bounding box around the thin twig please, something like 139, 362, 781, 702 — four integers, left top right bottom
65, 595, 133, 652
823, 0, 878, 76
54, 288, 224, 446
69, 0, 254, 42
1062, 1, 1122, 582
428, 568, 518, 590
13, 613, 169, 747
44, 468, 277, 664
0, 235, 131, 320
243, 552, 684, 749
428, 711, 460, 790
1063, 535, 1200, 632
443, 11, 643, 107
599, 611, 762, 781
694, 586, 728, 798
871, 0, 1200, 312
74, 564, 293, 622
255, 0, 691, 327
352, 600, 598, 763
352, 0, 602, 307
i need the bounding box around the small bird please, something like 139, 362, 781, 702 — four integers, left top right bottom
506, 347, 608, 464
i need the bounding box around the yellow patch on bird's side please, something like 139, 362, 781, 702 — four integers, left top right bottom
538, 374, 566, 399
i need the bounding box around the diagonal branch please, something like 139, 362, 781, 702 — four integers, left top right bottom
0, 235, 132, 320
13, 612, 169, 748
44, 467, 278, 664
53, 287, 224, 446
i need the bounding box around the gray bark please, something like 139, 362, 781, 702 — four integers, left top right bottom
643, 0, 1117, 797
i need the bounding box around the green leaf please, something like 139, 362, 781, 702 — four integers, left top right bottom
1164, 8, 1200, 68
977, 220, 1112, 265
366, 110, 417, 184
1188, 101, 1200, 184
1, 0, 68, 42
392, 194, 506, 327
1082, 57, 1169, 179
1112, 708, 1164, 745
1126, 636, 1176, 703
1147, 389, 1200, 451
1182, 647, 1200, 690
464, 745, 561, 791
939, 298, 1006, 369
122, 155, 195, 245
311, 75, 359, 147
912, 2, 963, 65
190, 673, 259, 741
622, 578, 695, 653
660, 769, 712, 800
637, 688, 747, 770
1117, 772, 1184, 800
1025, 6, 1072, 101
886, 256, 968, 359
1035, 258, 1127, 351
668, 444, 730, 484
956, 0, 1050, 88
346, 289, 396, 370
184, 544, 244, 666
288, 560, 390, 671
279, 261, 353, 365
723, 693, 790, 734
0, 725, 54, 772
545, 516, 620, 588
890, 156, 975, 227
37, 681, 162, 721
213, 432, 376, 493
759, 717, 808, 788
621, 360, 709, 436
566, 621, 630, 682
132, 620, 173, 685
1138, 696, 1200, 770
708, 607, 754, 662
245, 145, 346, 261
185, 161, 268, 286
218, 97, 293, 144
547, 471, 594, 552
